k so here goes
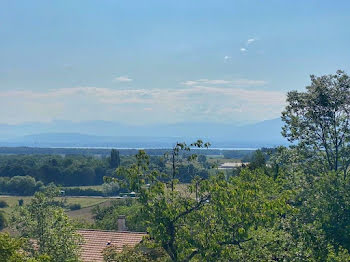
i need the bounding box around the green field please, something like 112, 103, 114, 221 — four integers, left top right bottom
0, 195, 109, 219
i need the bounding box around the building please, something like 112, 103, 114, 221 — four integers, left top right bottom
78, 216, 147, 262
218, 162, 248, 169
78, 229, 147, 262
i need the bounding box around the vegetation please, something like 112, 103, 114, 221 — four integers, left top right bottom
0, 211, 7, 230
12, 187, 82, 262
0, 200, 8, 208
0, 233, 49, 262
282, 70, 350, 177
102, 71, 350, 261
2, 70, 350, 261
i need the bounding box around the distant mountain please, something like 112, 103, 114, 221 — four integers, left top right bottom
0, 118, 287, 148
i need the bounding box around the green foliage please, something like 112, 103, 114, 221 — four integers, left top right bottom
68, 203, 81, 211
103, 242, 168, 262
93, 199, 146, 232
102, 182, 120, 196
0, 211, 7, 230
0, 176, 43, 195
61, 186, 104, 196
282, 70, 350, 177
109, 149, 121, 168
0, 200, 8, 208
13, 187, 82, 262
0, 233, 51, 262
0, 233, 28, 262
0, 154, 111, 187
296, 172, 350, 251
109, 143, 292, 261
248, 149, 267, 170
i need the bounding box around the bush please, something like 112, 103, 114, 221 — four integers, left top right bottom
18, 199, 24, 206
62, 187, 104, 196
0, 176, 43, 196
102, 182, 120, 196
68, 203, 81, 211
0, 200, 8, 208
0, 211, 7, 230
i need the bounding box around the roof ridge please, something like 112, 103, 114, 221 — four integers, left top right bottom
77, 229, 147, 234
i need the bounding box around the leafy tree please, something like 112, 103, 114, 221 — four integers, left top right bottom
103, 243, 167, 262
163, 140, 210, 191
93, 199, 146, 232
5, 176, 43, 195
13, 187, 82, 262
109, 149, 120, 169
282, 70, 350, 177
248, 149, 267, 170
110, 143, 291, 261
0, 233, 50, 262
197, 155, 207, 164
102, 181, 120, 196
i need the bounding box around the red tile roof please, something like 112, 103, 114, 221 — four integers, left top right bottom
77, 230, 147, 262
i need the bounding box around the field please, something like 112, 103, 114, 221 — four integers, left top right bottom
0, 195, 110, 221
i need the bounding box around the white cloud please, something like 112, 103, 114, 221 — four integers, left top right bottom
240, 38, 258, 52
247, 38, 256, 45
224, 55, 231, 62
0, 85, 285, 125
181, 78, 267, 87
113, 76, 133, 82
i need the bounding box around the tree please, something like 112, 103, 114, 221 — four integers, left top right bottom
248, 149, 267, 170
0, 233, 50, 262
110, 144, 291, 261
197, 155, 207, 164
109, 149, 120, 169
282, 70, 350, 178
13, 187, 82, 262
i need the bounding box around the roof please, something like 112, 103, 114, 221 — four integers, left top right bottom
218, 162, 243, 169
78, 229, 147, 262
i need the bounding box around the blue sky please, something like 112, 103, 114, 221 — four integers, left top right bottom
1, 0, 350, 125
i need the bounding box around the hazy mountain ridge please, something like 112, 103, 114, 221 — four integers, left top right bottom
0, 118, 286, 148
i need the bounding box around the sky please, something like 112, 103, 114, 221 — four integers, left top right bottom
1, 0, 350, 125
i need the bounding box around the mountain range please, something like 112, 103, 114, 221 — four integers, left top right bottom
0, 118, 287, 148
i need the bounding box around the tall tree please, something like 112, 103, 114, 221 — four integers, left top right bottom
282, 70, 350, 177
109, 149, 120, 169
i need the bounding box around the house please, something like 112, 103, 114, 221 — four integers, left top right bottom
218, 162, 248, 169
78, 230, 146, 262
78, 216, 147, 262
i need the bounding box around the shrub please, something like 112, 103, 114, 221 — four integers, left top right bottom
62, 187, 104, 196
0, 211, 7, 230
0, 200, 8, 208
69, 204, 81, 211
18, 199, 24, 206
102, 182, 120, 196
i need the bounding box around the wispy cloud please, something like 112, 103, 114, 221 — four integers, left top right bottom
181, 78, 267, 87
246, 38, 256, 45
224, 55, 231, 62
0, 83, 283, 125
240, 37, 258, 52
113, 76, 133, 82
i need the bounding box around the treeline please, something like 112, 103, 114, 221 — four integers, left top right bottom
0, 149, 220, 195
0, 154, 112, 187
